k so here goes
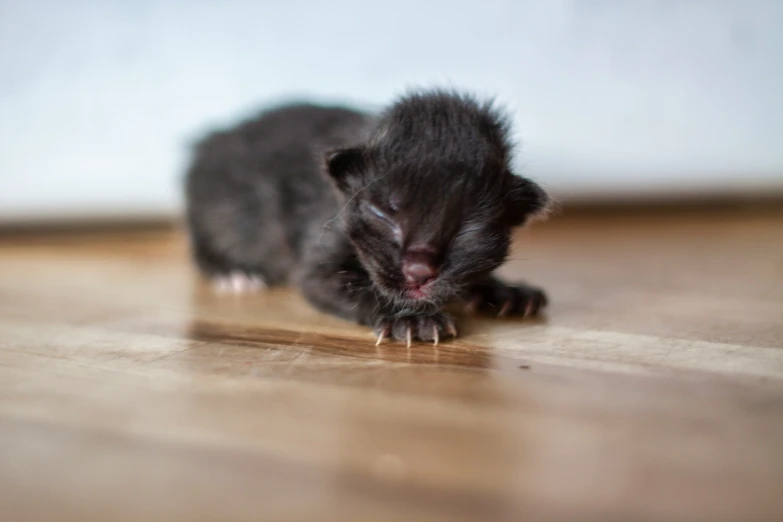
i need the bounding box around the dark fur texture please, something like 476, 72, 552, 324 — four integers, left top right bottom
185, 89, 549, 343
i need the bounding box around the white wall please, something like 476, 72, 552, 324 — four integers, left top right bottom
1, 0, 782, 221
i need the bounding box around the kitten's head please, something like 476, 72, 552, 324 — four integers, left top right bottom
325, 90, 549, 309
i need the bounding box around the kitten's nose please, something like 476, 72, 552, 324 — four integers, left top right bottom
403, 246, 439, 286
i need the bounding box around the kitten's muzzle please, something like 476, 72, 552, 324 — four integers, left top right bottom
402, 245, 439, 288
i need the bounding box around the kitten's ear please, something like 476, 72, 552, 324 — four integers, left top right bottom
324, 147, 366, 193
505, 174, 550, 226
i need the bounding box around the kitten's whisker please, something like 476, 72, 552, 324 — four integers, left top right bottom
453, 262, 500, 278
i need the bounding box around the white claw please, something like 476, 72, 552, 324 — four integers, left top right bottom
375, 330, 386, 346
499, 301, 512, 317
524, 300, 534, 317
447, 322, 458, 338
406, 327, 412, 348
432, 326, 439, 346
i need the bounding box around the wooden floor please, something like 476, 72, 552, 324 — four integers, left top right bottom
1, 207, 782, 522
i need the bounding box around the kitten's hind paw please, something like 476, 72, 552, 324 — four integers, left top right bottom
212, 272, 267, 294
374, 312, 457, 347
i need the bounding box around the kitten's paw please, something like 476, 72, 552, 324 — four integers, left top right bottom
374, 312, 457, 347
466, 280, 547, 317
212, 271, 266, 294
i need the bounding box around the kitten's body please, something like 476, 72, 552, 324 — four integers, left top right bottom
186, 104, 369, 285
185, 90, 549, 344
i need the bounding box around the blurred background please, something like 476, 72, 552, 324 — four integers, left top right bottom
1, 0, 781, 224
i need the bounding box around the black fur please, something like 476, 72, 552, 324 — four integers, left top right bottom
185, 89, 549, 343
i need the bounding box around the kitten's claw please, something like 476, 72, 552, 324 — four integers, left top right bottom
373, 312, 457, 345
446, 322, 458, 338
499, 300, 512, 317
465, 280, 547, 318
465, 297, 480, 314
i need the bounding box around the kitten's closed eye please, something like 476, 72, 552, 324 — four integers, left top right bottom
364, 202, 393, 223
362, 201, 403, 242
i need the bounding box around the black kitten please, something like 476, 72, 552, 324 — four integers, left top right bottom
185, 89, 549, 345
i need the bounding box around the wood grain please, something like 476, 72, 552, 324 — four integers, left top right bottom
1, 208, 782, 522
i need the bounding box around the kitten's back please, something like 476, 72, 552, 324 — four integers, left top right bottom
185, 103, 369, 283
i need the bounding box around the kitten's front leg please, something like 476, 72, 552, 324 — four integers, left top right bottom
298, 258, 386, 326
464, 276, 548, 317
299, 256, 456, 346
